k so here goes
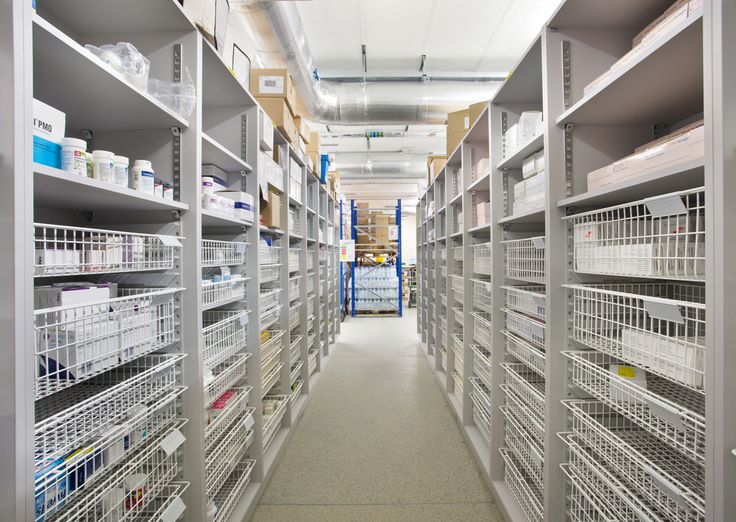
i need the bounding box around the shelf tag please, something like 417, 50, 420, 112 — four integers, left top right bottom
244, 414, 255, 431
239, 313, 249, 326
643, 300, 684, 324
645, 195, 687, 217
157, 235, 182, 247
531, 238, 545, 249
644, 394, 687, 430
236, 242, 247, 253
617, 366, 637, 379
160, 428, 186, 456
160, 495, 186, 522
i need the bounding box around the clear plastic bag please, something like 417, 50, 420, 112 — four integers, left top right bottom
148, 67, 197, 119
85, 42, 150, 91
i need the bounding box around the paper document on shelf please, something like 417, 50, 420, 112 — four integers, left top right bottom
340, 239, 355, 262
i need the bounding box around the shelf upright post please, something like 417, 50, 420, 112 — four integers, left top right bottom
339, 200, 344, 315
0, 0, 34, 518
397, 199, 403, 317
706, 0, 736, 518
351, 199, 357, 316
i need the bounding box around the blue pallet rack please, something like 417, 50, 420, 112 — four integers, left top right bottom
349, 199, 402, 317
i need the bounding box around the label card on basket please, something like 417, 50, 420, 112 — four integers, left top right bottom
160, 494, 186, 522
157, 235, 182, 247
160, 428, 186, 456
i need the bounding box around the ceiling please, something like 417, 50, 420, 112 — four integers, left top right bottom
296, 0, 562, 199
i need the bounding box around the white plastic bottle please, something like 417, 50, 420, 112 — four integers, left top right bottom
92, 150, 115, 183
60, 137, 87, 177
130, 159, 155, 195
113, 155, 129, 187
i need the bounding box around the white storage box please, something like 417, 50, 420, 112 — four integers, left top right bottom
218, 191, 255, 223
259, 109, 274, 151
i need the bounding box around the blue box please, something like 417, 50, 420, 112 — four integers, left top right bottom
33, 135, 62, 169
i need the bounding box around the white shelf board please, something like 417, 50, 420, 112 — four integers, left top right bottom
468, 223, 492, 234
449, 192, 463, 206
33, 15, 190, 131
202, 133, 252, 173
558, 157, 705, 208
202, 38, 256, 109
202, 209, 251, 228
288, 195, 302, 207
556, 9, 703, 126
34, 163, 189, 212
496, 133, 544, 170
260, 226, 285, 235
467, 173, 491, 192
497, 207, 545, 225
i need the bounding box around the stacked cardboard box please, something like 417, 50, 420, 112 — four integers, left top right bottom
427, 155, 447, 184
512, 150, 546, 215
502, 111, 543, 160
445, 101, 490, 157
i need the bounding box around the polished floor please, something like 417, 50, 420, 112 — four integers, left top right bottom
252, 308, 501, 521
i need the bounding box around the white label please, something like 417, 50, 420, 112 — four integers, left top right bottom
157, 235, 182, 247
643, 300, 685, 324
464, 116, 470, 129
159, 428, 186, 456
160, 494, 186, 522
340, 240, 355, 262
259, 76, 285, 95
244, 414, 255, 431
235, 242, 247, 253
531, 237, 545, 249
239, 313, 249, 326
645, 195, 688, 217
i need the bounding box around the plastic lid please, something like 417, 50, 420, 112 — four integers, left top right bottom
61, 137, 87, 149
113, 155, 128, 164
133, 159, 153, 168
92, 149, 115, 159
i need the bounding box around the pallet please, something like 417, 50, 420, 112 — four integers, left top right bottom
354, 309, 399, 316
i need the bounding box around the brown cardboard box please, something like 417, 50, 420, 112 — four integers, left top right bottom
260, 187, 282, 229
427, 155, 447, 182
251, 69, 297, 112
469, 101, 490, 127
307, 151, 320, 173
357, 215, 371, 225
295, 116, 310, 142
307, 132, 321, 152
357, 233, 371, 244
374, 226, 389, 243
447, 109, 470, 135
357, 202, 369, 209
447, 131, 466, 156
258, 98, 296, 140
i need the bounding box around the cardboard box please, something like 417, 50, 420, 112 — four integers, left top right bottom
357, 202, 370, 209
33, 99, 65, 169
251, 68, 296, 111
218, 191, 255, 223
503, 124, 519, 156
307, 132, 321, 152
357, 233, 371, 244
518, 111, 542, 143
427, 155, 447, 181
447, 109, 470, 135
260, 187, 282, 229
259, 109, 274, 151
447, 131, 466, 157
476, 201, 491, 226
469, 101, 489, 127
258, 98, 299, 145
294, 116, 310, 142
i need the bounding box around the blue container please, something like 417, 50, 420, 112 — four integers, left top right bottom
320, 154, 330, 184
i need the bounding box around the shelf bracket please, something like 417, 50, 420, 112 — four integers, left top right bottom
564, 123, 574, 198
170, 210, 181, 222
81, 128, 94, 150
502, 167, 509, 217
173, 43, 182, 83
562, 40, 571, 110
241, 114, 248, 163
171, 127, 181, 203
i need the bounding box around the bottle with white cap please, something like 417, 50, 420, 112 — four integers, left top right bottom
113, 155, 129, 188
60, 137, 87, 177
130, 159, 155, 195
92, 150, 115, 183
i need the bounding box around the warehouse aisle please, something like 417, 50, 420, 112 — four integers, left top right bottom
252, 309, 501, 522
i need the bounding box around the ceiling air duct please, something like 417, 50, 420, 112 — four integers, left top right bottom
233, 0, 502, 124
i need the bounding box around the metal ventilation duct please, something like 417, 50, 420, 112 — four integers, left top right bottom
234, 0, 502, 124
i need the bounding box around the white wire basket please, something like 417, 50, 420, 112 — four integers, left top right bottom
204, 387, 253, 453
306, 276, 315, 295
452, 245, 464, 261
308, 349, 318, 375
34, 353, 183, 473
504, 308, 546, 348
568, 188, 705, 281
502, 285, 546, 321
500, 447, 545, 522
259, 305, 282, 331
259, 243, 281, 265
34, 223, 179, 277
502, 236, 546, 284
471, 343, 492, 390
471, 312, 493, 349
561, 436, 656, 522
449, 274, 464, 294
259, 288, 282, 312
262, 361, 284, 398
439, 314, 447, 332
211, 459, 256, 522
503, 331, 546, 378
262, 395, 289, 454
202, 311, 249, 371
502, 363, 545, 445
260, 329, 285, 361
202, 278, 246, 311
290, 361, 303, 386
472, 279, 492, 310
34, 287, 179, 399
452, 306, 464, 327
452, 334, 464, 378
565, 400, 705, 520
259, 264, 281, 284
471, 387, 492, 445
205, 354, 250, 408
289, 276, 301, 302
131, 482, 190, 522
470, 375, 491, 415
202, 239, 247, 267
502, 404, 544, 490
439, 247, 447, 261
440, 346, 447, 372
567, 283, 706, 390
288, 249, 300, 273
452, 370, 463, 398
44, 417, 187, 522
289, 304, 301, 330
291, 379, 304, 404
205, 413, 253, 498
289, 335, 303, 366
34, 385, 184, 521
439, 326, 448, 350
564, 350, 705, 463
471, 242, 492, 276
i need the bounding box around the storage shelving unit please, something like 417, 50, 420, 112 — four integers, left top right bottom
417, 1, 734, 520
349, 199, 403, 316
1, 1, 341, 520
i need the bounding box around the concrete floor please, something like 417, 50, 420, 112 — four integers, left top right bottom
252, 308, 502, 522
